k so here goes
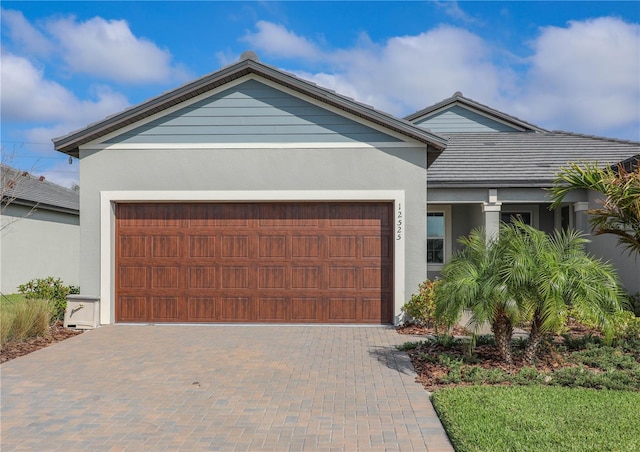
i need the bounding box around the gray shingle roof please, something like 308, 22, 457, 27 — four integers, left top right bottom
1, 165, 79, 213
405, 92, 546, 133
53, 54, 447, 163
427, 132, 640, 187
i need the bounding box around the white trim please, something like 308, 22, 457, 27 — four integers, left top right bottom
83, 141, 420, 151
90, 73, 424, 147
99, 190, 405, 325
426, 205, 452, 272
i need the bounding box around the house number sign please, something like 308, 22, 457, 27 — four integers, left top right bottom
396, 203, 403, 240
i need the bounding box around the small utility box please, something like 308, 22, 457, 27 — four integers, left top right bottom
64, 295, 100, 329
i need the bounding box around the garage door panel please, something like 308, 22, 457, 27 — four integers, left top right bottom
188, 267, 217, 288
362, 236, 390, 258
362, 266, 391, 289
189, 236, 216, 257
291, 236, 321, 258
120, 236, 148, 257
291, 266, 320, 289
119, 266, 147, 288
257, 297, 288, 321
258, 235, 287, 258
328, 297, 357, 321
119, 296, 148, 321
152, 236, 180, 257
116, 202, 392, 323
188, 297, 216, 320
151, 296, 179, 320
219, 297, 251, 321
221, 266, 250, 289
258, 266, 286, 289
328, 267, 357, 289
151, 267, 180, 288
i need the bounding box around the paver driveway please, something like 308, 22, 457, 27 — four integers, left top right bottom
1, 325, 453, 451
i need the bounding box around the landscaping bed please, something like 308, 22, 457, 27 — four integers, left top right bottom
0, 321, 83, 363
397, 321, 640, 392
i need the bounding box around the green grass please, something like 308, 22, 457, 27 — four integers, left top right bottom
432, 386, 640, 452
1, 297, 53, 346
1, 293, 28, 304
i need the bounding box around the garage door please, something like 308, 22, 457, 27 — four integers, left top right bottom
115, 202, 393, 323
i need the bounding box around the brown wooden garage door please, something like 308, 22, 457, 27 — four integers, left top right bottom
116, 202, 393, 323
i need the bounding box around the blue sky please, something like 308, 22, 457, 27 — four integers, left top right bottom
2, 1, 639, 188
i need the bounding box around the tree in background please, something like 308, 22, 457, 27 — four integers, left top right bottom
549, 157, 640, 255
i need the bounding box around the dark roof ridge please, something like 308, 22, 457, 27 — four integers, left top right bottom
405, 91, 547, 133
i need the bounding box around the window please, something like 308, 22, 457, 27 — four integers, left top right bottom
427, 212, 445, 264
501, 211, 532, 225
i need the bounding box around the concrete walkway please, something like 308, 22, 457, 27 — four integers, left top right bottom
1, 325, 453, 451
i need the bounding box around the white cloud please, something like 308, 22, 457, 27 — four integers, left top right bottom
241, 20, 323, 60
1, 9, 53, 57
1, 52, 129, 128
433, 1, 480, 24
45, 16, 189, 84
242, 19, 639, 139
516, 17, 640, 137
242, 22, 510, 116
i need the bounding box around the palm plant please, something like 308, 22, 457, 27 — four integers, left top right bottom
434, 222, 625, 365
501, 222, 624, 363
434, 229, 524, 364
549, 160, 640, 255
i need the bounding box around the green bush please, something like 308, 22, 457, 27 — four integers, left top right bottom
401, 279, 446, 329
0, 299, 53, 346
18, 277, 78, 321
613, 310, 640, 341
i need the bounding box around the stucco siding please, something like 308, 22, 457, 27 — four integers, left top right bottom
1, 204, 79, 293
106, 80, 401, 145
79, 144, 428, 323
414, 105, 521, 133
585, 192, 640, 294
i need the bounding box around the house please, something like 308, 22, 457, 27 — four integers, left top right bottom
52, 53, 639, 325
407, 92, 640, 294
1, 165, 80, 294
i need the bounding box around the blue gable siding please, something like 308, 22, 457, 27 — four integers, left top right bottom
414, 105, 521, 133
105, 80, 401, 144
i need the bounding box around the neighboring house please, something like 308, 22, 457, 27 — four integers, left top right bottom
1, 165, 80, 294
406, 92, 640, 294
52, 53, 639, 326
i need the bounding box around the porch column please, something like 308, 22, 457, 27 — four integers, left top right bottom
482, 204, 502, 242
573, 201, 590, 234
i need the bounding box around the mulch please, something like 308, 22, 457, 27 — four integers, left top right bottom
1, 322, 83, 363
396, 321, 602, 392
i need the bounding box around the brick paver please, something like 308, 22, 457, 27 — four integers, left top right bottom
1, 325, 453, 451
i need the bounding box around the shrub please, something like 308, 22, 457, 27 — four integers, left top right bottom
18, 277, 77, 321
626, 292, 640, 317
401, 279, 448, 330
0, 299, 53, 346
613, 310, 640, 342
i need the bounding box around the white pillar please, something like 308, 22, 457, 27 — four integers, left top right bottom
482, 202, 502, 243
573, 201, 590, 234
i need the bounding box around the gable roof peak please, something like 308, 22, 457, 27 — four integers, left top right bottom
405, 91, 546, 133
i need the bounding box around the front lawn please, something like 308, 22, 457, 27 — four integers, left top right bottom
432, 386, 640, 452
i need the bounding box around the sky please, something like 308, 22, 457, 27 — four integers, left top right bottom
1, 1, 639, 188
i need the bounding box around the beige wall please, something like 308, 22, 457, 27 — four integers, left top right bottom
79, 144, 429, 324
1, 204, 79, 293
